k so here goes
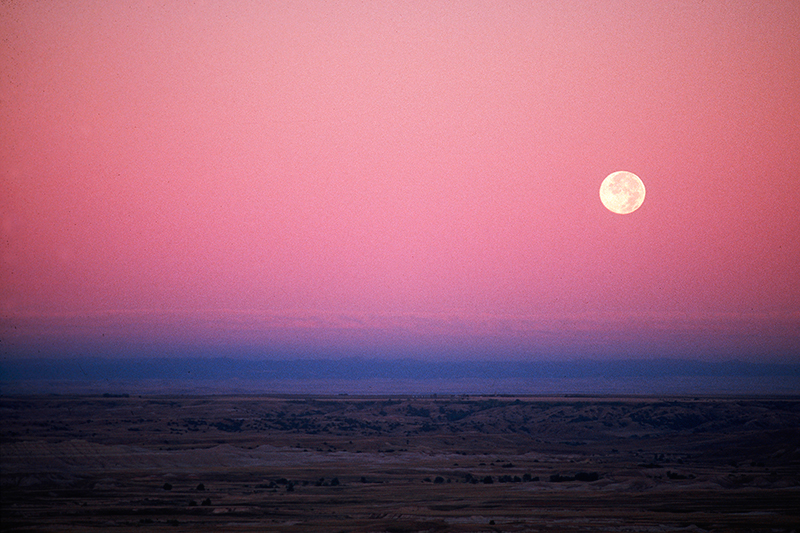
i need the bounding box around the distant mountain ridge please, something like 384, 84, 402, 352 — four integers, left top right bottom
1, 357, 798, 396
2, 356, 799, 380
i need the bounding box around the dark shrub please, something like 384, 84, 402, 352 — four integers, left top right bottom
162, 483, 173, 490
407, 405, 431, 417
213, 419, 243, 432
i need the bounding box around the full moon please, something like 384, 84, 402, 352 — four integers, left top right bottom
599, 171, 645, 214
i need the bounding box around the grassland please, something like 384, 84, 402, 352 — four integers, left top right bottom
2, 394, 799, 532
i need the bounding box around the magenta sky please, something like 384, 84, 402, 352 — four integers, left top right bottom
2, 1, 799, 361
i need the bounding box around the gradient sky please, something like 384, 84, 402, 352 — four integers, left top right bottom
2, 1, 799, 362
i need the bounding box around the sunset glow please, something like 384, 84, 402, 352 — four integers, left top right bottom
2, 1, 799, 367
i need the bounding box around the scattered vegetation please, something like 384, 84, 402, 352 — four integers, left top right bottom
4, 395, 799, 531
549, 472, 600, 482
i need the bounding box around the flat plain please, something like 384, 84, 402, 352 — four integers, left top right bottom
2, 394, 799, 532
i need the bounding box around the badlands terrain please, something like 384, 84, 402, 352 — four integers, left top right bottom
2, 394, 799, 532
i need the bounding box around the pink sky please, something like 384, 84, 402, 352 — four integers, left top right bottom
2, 1, 799, 361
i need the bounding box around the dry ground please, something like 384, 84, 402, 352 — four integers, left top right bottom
2, 394, 799, 532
